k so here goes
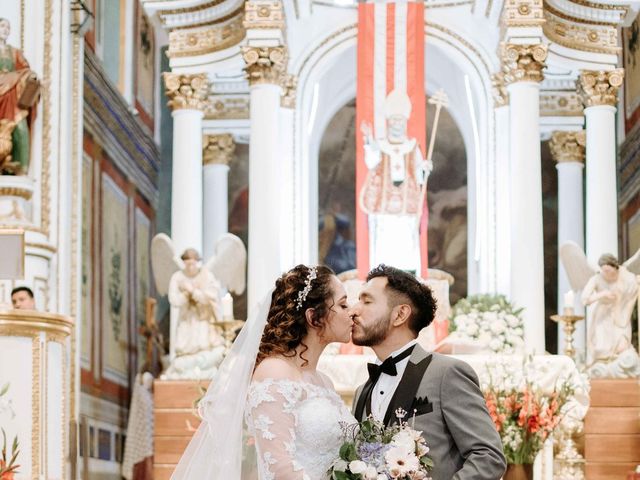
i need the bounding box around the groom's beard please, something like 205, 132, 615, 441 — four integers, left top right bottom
352, 313, 391, 347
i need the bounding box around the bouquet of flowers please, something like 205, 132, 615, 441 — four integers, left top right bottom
329, 409, 433, 480
481, 358, 576, 464
449, 294, 524, 354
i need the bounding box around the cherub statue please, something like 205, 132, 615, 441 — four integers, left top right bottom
560, 241, 640, 378
151, 233, 246, 379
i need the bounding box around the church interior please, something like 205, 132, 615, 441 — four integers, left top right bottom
0, 0, 640, 478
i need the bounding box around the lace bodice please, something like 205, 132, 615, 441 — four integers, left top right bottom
246, 378, 355, 480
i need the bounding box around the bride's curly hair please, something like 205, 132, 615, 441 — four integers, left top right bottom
256, 264, 336, 366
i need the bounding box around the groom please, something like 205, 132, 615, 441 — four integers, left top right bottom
350, 265, 506, 480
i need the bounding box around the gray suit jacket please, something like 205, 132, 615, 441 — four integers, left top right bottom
353, 346, 506, 480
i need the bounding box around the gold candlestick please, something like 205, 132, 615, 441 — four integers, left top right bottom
550, 307, 584, 359
213, 319, 245, 348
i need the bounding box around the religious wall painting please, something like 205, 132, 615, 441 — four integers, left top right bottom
227, 142, 249, 320
135, 4, 155, 122
135, 206, 151, 362
101, 173, 129, 384
317, 100, 468, 303
81, 156, 94, 368
623, 12, 640, 127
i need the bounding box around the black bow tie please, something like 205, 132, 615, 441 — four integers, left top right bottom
367, 345, 415, 383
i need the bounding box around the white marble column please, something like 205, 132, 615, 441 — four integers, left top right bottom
503, 44, 548, 353
492, 73, 511, 297
550, 130, 586, 352
578, 70, 624, 264
279, 74, 297, 272
243, 46, 287, 309
163, 73, 208, 255
202, 134, 235, 259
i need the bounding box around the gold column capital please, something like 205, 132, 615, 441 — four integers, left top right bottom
281, 74, 297, 109
163, 73, 209, 111
203, 134, 236, 166
492, 72, 509, 107
577, 69, 624, 108
242, 46, 288, 86
500, 43, 548, 84
549, 130, 586, 164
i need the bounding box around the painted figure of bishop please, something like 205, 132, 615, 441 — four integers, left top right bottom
360, 89, 432, 273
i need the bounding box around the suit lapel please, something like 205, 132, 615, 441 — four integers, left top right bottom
383, 346, 433, 425
354, 379, 373, 420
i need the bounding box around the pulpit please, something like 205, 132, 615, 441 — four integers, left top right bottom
0, 309, 73, 480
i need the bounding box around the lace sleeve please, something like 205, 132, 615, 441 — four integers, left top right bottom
247, 380, 308, 480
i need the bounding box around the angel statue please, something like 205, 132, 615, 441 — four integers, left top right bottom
151, 233, 246, 380
560, 241, 640, 378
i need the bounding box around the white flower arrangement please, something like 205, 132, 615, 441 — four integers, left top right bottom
449, 294, 525, 354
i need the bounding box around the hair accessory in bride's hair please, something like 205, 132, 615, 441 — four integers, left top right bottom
295, 266, 318, 311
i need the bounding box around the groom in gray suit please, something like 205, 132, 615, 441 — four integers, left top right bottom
350, 265, 506, 480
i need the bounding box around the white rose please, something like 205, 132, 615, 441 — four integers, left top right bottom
485, 311, 498, 322
465, 322, 479, 336
490, 319, 506, 334
349, 460, 368, 474
489, 338, 503, 351
363, 466, 379, 479
392, 430, 416, 452
377, 475, 387, 480
506, 314, 520, 327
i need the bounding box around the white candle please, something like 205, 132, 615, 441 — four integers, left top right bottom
222, 293, 234, 321
563, 290, 575, 312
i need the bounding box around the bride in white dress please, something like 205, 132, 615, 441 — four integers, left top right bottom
172, 265, 356, 479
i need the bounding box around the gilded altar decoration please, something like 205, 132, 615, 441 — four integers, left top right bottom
242, 46, 288, 85
501, 0, 544, 27
500, 43, 548, 84
0, 18, 40, 175
203, 133, 235, 166
163, 72, 208, 111
543, 7, 619, 55
549, 130, 586, 164
243, 0, 286, 30
539, 92, 583, 117
492, 72, 508, 107
577, 69, 624, 107
204, 94, 250, 120
167, 13, 245, 59
281, 73, 297, 109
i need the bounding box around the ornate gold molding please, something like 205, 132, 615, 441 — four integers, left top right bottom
0, 310, 74, 337
549, 130, 586, 163
41, 0, 53, 236
543, 8, 619, 54
204, 95, 250, 120
203, 134, 235, 165
500, 43, 548, 84
168, 11, 245, 58
163, 73, 209, 111
242, 46, 288, 86
243, 0, 286, 30
540, 92, 583, 116
492, 72, 509, 107
281, 74, 297, 109
0, 186, 33, 200
501, 0, 544, 27
577, 69, 624, 107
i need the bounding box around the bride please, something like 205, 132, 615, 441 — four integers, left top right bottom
172, 265, 356, 479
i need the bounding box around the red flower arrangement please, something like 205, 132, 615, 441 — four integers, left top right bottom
0, 429, 19, 480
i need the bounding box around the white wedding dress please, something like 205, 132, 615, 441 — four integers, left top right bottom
246, 376, 356, 480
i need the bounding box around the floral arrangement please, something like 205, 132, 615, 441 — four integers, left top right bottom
449, 294, 524, 354
329, 409, 433, 480
0, 384, 19, 480
480, 357, 576, 464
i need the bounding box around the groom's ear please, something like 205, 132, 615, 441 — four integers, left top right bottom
391, 304, 412, 327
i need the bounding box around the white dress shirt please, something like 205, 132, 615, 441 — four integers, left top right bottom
370, 339, 418, 421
